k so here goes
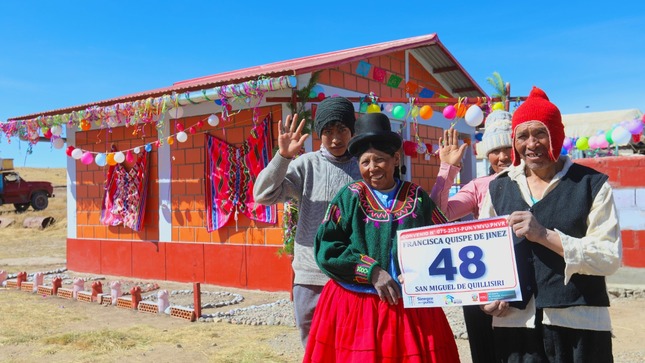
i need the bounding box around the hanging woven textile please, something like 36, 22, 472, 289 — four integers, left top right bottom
100, 150, 149, 231
205, 114, 276, 231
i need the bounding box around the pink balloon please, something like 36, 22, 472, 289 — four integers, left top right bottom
81, 152, 94, 165
443, 105, 456, 120
597, 135, 609, 148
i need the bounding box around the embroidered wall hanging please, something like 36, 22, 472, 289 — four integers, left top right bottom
100, 150, 149, 231
205, 114, 276, 231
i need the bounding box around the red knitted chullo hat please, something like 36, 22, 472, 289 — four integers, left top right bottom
511, 86, 564, 166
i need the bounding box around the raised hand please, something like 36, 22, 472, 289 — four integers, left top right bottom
278, 113, 309, 159
438, 128, 468, 167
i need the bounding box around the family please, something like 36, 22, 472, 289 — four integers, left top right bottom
253, 87, 622, 363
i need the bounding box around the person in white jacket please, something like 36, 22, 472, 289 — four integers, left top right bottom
479, 87, 621, 363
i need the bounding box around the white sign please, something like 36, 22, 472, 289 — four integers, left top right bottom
397, 216, 522, 308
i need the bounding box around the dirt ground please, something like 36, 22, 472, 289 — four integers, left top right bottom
2, 255, 644, 362
1, 170, 643, 362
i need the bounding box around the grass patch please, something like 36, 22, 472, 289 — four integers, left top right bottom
43, 329, 149, 351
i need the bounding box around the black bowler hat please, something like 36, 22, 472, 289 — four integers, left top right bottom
348, 113, 402, 156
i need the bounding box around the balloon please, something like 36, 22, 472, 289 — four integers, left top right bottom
176, 123, 184, 132
81, 152, 94, 165
207, 114, 219, 127
384, 104, 394, 112
464, 106, 484, 127
626, 119, 644, 135
145, 144, 152, 152
71, 148, 84, 159
80, 120, 91, 131
95, 153, 107, 167
605, 130, 614, 145
167, 136, 175, 145
392, 105, 406, 119
562, 137, 573, 150
560, 147, 568, 156
50, 125, 63, 136
419, 105, 433, 120
133, 146, 141, 154
442, 105, 456, 120
575, 137, 589, 151
311, 85, 324, 96
492, 102, 505, 111
410, 106, 420, 118
189, 126, 196, 134
176, 131, 188, 143
590, 136, 601, 149
66, 146, 75, 157
52, 138, 65, 149
317, 93, 325, 101
597, 136, 609, 148
114, 151, 125, 164
611, 126, 632, 146
367, 104, 380, 113
125, 150, 135, 163
106, 153, 116, 166
475, 132, 483, 142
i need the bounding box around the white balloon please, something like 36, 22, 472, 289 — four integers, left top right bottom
71, 148, 84, 159
208, 114, 220, 127
611, 126, 632, 146
133, 146, 141, 154
176, 131, 188, 143
52, 137, 65, 149
114, 151, 126, 164
464, 106, 484, 127
50, 125, 63, 136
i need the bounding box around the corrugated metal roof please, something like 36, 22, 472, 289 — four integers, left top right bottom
9, 33, 487, 121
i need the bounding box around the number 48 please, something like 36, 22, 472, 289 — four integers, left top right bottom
428, 246, 486, 281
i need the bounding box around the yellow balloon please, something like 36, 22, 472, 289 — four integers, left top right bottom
367, 104, 380, 113
492, 102, 505, 111
411, 106, 420, 118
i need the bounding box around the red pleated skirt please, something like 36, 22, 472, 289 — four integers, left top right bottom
303, 280, 461, 363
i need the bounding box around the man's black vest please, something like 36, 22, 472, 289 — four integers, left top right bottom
489, 163, 610, 309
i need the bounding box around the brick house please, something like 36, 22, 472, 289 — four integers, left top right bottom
6, 34, 489, 291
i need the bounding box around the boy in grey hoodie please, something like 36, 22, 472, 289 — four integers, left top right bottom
253, 97, 361, 346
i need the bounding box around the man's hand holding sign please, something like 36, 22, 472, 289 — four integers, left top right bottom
398, 216, 522, 308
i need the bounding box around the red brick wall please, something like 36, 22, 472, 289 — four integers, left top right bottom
74, 126, 159, 241
575, 156, 645, 267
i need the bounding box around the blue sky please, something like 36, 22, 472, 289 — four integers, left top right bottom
1, 1, 644, 168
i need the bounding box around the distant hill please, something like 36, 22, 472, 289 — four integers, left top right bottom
11, 167, 67, 187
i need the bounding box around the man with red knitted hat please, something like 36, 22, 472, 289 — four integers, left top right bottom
478, 86, 622, 362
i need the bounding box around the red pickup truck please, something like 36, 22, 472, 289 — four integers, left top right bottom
0, 170, 54, 212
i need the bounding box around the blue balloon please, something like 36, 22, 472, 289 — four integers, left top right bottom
560, 147, 568, 156
475, 132, 483, 142
145, 144, 152, 152
214, 99, 222, 106
95, 153, 107, 167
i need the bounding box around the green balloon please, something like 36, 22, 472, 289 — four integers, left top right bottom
605, 129, 614, 144
392, 105, 406, 119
